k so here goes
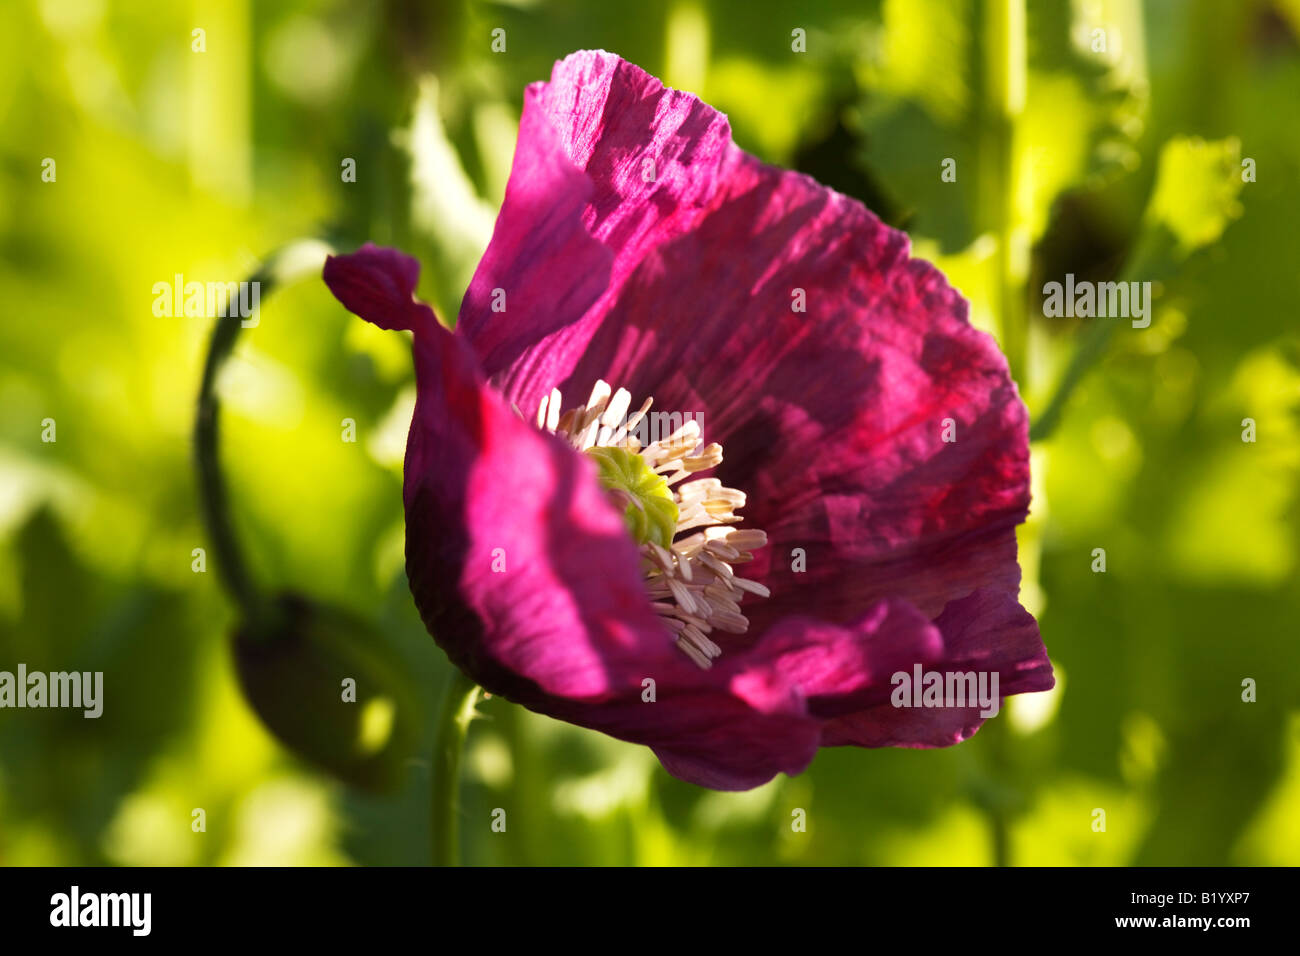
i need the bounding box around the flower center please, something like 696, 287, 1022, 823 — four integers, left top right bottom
537, 380, 770, 669
585, 445, 679, 549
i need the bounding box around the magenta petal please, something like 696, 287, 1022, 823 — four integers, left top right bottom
928, 588, 1055, 696
744, 600, 944, 720
641, 600, 941, 787
461, 50, 734, 406
322, 243, 437, 335
579, 668, 821, 791
821, 589, 1054, 748
457, 78, 613, 378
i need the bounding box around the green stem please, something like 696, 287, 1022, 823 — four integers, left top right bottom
1029, 231, 1172, 442
984, 718, 1012, 868
980, 0, 1028, 386
193, 240, 334, 630
431, 668, 480, 866
1028, 317, 1113, 442
194, 268, 273, 626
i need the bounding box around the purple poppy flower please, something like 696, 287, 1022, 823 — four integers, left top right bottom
323, 50, 1053, 790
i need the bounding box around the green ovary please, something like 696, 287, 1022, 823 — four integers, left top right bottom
585, 445, 679, 549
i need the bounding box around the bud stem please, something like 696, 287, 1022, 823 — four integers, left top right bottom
193, 241, 334, 632
431, 668, 481, 866
195, 268, 272, 626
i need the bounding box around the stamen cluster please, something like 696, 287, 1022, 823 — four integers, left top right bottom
538, 381, 770, 668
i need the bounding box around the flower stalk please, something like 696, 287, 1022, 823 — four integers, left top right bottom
980, 0, 1028, 387
431, 668, 481, 866
195, 269, 271, 628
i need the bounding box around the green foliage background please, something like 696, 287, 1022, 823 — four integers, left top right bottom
1, 0, 1298, 866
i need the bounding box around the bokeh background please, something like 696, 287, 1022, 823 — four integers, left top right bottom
2, 0, 1298, 866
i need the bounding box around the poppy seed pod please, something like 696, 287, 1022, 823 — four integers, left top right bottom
232, 592, 420, 792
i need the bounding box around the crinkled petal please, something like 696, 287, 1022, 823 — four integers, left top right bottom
458, 97, 613, 374
459, 50, 733, 402
821, 588, 1055, 748
631, 601, 938, 789
575, 667, 821, 791
743, 600, 944, 720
